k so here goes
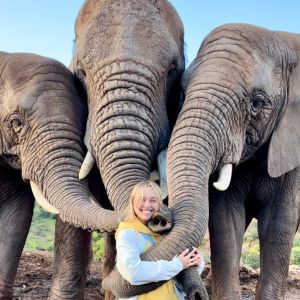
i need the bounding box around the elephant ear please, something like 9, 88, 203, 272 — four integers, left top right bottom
268, 63, 300, 177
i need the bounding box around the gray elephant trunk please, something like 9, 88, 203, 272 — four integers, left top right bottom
89, 62, 167, 210
143, 89, 233, 260
101, 116, 216, 299
143, 139, 212, 261
23, 122, 119, 231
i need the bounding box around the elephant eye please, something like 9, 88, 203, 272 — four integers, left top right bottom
167, 62, 177, 77
8, 114, 24, 134
251, 95, 266, 111
76, 68, 86, 82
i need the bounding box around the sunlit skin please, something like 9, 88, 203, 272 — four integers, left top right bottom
132, 185, 203, 269
133, 186, 159, 225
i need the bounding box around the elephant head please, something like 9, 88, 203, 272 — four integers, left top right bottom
162, 24, 300, 297
71, 0, 184, 213
165, 22, 300, 250
0, 52, 120, 231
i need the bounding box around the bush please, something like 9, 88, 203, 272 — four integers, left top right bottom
242, 244, 260, 269
244, 230, 258, 244
291, 246, 300, 265
293, 236, 300, 247
24, 205, 55, 251
92, 232, 105, 260
34, 205, 56, 219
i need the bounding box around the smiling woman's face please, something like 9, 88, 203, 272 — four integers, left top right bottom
133, 186, 159, 225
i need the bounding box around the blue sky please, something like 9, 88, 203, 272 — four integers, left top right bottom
1, 0, 299, 67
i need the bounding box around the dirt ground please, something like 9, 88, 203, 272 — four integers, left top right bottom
14, 251, 300, 300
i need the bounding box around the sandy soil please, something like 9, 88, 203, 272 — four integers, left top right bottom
13, 251, 300, 299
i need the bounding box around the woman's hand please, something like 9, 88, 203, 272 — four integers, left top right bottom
177, 247, 202, 269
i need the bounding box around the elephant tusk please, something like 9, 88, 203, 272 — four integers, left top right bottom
30, 181, 59, 214
157, 148, 168, 200
79, 151, 95, 180
150, 170, 159, 181
213, 164, 233, 191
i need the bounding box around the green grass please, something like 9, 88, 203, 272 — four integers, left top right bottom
241, 220, 300, 269
24, 204, 105, 257
92, 232, 105, 260
25, 207, 300, 269
241, 220, 260, 269
24, 205, 56, 251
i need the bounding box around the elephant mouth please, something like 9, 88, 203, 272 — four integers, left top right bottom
241, 129, 260, 161
240, 143, 259, 162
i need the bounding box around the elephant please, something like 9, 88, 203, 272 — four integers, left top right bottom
163, 23, 300, 299
72, 0, 184, 210
70, 0, 201, 297
0, 51, 122, 299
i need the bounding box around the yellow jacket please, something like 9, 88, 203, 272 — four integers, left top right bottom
115, 219, 184, 300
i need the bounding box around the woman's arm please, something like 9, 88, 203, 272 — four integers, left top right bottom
116, 229, 183, 285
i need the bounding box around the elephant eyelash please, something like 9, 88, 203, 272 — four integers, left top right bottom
7, 113, 25, 134
250, 91, 270, 112
76, 68, 86, 81
170, 63, 177, 70
74, 75, 88, 104
251, 96, 266, 110
167, 62, 177, 76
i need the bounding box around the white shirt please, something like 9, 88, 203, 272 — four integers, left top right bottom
116, 228, 185, 300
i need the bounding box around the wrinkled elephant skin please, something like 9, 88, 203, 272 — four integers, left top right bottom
72, 0, 184, 214
71, 0, 206, 298
0, 52, 112, 299
166, 24, 300, 300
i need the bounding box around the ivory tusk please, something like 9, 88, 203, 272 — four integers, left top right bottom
79, 151, 95, 180
157, 148, 168, 200
213, 164, 233, 191
30, 181, 59, 214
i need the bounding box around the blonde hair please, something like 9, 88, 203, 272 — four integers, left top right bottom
124, 180, 163, 222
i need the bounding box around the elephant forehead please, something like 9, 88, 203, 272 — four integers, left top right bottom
251, 54, 284, 94
77, 0, 161, 30
0, 77, 40, 113
0, 79, 18, 111
75, 0, 177, 66
251, 56, 273, 89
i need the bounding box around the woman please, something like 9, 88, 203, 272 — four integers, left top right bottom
115, 180, 205, 300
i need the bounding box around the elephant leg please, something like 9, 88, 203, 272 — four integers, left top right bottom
256, 175, 300, 300
0, 174, 34, 299
102, 232, 116, 300
49, 216, 92, 300
209, 188, 246, 300
88, 170, 116, 299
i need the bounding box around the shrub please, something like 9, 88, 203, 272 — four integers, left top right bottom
24, 205, 55, 251
291, 246, 300, 265
244, 229, 258, 244
34, 205, 56, 219
92, 232, 105, 260
293, 236, 300, 247
242, 244, 260, 269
